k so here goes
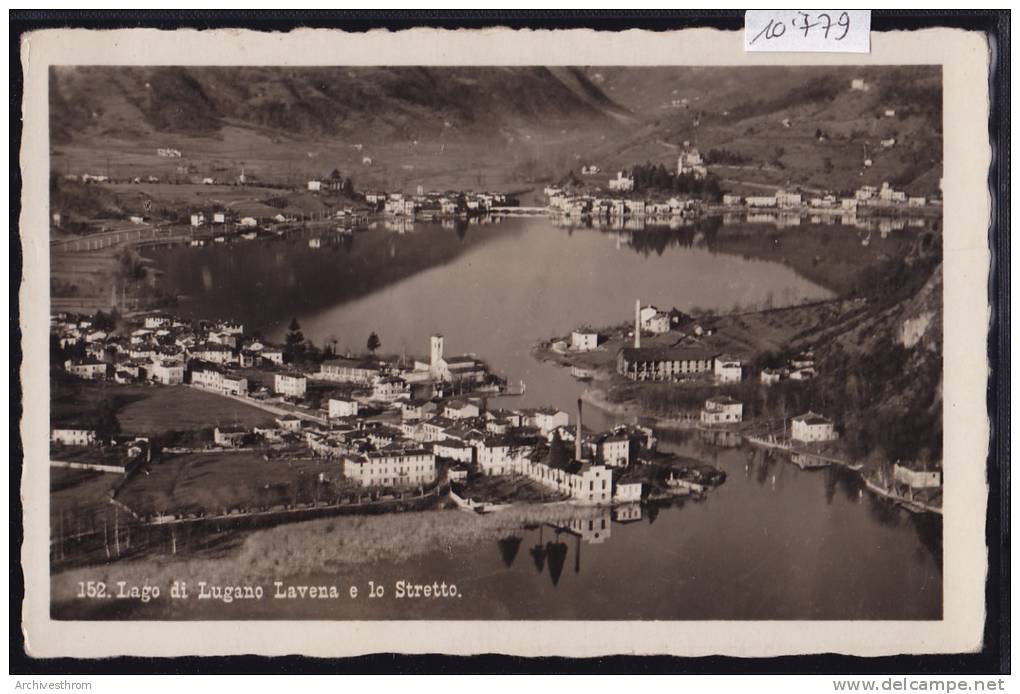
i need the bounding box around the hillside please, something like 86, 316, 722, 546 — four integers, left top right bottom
50, 65, 942, 196
576, 66, 943, 196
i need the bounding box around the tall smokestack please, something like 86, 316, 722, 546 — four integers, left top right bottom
575, 398, 584, 462
634, 299, 641, 349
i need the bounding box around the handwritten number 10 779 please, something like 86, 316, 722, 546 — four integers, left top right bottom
750, 12, 851, 45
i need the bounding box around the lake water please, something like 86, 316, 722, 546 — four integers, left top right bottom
65, 215, 942, 620
149, 216, 834, 421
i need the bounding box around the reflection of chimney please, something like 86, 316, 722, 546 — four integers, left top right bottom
634, 299, 641, 349
575, 398, 583, 461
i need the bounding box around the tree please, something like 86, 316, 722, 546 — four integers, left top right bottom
96, 398, 121, 444
285, 318, 305, 359
547, 430, 570, 468
366, 332, 381, 354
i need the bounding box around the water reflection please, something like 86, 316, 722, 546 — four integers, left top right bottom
497, 535, 522, 568
105, 214, 945, 620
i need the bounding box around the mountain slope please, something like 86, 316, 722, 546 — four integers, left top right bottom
50, 66, 626, 143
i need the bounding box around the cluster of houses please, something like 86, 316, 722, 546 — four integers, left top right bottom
602, 299, 741, 385
545, 186, 700, 221
722, 182, 933, 212
547, 145, 709, 218
50, 432, 151, 475
52, 311, 282, 388
760, 351, 818, 385
698, 396, 839, 448
54, 311, 501, 410
373, 190, 514, 219
302, 397, 650, 504
51, 310, 660, 505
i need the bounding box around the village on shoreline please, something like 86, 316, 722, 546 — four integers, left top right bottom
533, 293, 943, 515
49, 124, 944, 571
50, 304, 735, 559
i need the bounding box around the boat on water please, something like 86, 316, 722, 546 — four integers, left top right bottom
791, 452, 830, 469
475, 502, 511, 514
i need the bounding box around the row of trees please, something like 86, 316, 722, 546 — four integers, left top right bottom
628, 162, 722, 201
284, 318, 381, 362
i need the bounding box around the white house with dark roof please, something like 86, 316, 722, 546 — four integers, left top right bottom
328, 398, 359, 419
791, 412, 837, 443
700, 395, 743, 426
571, 330, 600, 352
443, 399, 480, 420
274, 372, 307, 398
713, 354, 742, 383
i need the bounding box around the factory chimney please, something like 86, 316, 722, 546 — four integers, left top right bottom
634, 299, 641, 349
575, 397, 584, 462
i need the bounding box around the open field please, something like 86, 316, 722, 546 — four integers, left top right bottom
117, 385, 277, 435
51, 378, 276, 434
50, 467, 121, 535
116, 451, 344, 518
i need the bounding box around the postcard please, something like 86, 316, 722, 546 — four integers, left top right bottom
18, 25, 992, 658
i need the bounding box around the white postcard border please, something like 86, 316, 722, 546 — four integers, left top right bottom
19, 26, 992, 658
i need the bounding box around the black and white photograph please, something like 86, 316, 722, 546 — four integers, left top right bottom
16, 24, 997, 661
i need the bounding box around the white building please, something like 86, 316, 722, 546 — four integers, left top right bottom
372, 376, 409, 402
608, 171, 635, 192
144, 314, 171, 329
594, 433, 630, 468
149, 361, 184, 385
318, 358, 379, 385
614, 479, 642, 503
432, 440, 474, 465
191, 367, 248, 396
776, 190, 802, 208
791, 412, 838, 443
529, 408, 570, 435
274, 373, 307, 399
475, 438, 517, 475
713, 354, 742, 383
189, 343, 234, 364
700, 396, 743, 426
444, 400, 480, 420
213, 426, 247, 448
571, 331, 600, 352
893, 464, 942, 489
328, 398, 359, 419
520, 456, 613, 505
677, 148, 707, 178
344, 449, 436, 488
746, 196, 778, 208
261, 348, 284, 365
190, 213, 205, 227
51, 428, 98, 446
65, 359, 107, 380
307, 180, 322, 192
